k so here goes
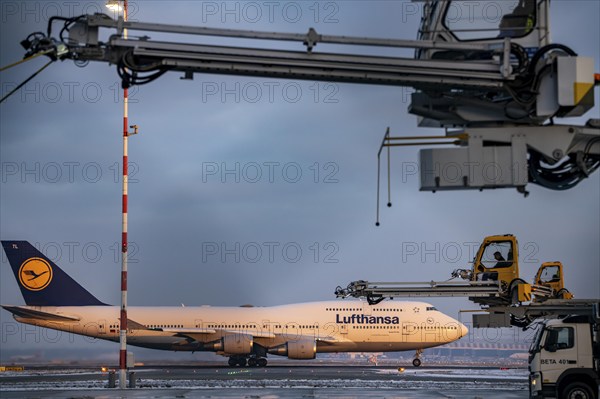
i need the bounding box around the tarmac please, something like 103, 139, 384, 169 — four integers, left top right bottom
0, 364, 530, 398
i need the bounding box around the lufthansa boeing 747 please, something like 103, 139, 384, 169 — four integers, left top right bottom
1, 241, 467, 367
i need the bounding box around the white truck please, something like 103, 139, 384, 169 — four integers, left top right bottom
529, 304, 600, 399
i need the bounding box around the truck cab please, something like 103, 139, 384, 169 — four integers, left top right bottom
417, 0, 550, 56
532, 262, 574, 300
529, 315, 599, 398
473, 235, 519, 286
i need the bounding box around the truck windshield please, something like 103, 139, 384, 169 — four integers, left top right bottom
538, 265, 560, 283
529, 324, 544, 353
480, 241, 513, 269
444, 0, 536, 41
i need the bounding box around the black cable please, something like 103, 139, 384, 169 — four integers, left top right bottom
0, 60, 54, 104
26, 32, 46, 43
121, 51, 163, 72
584, 136, 600, 155
117, 63, 168, 88
116, 51, 170, 88
528, 150, 599, 190
510, 43, 529, 76
47, 16, 71, 37
506, 44, 577, 110
527, 44, 577, 77
59, 15, 88, 44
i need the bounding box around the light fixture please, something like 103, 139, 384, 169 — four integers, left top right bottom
105, 0, 122, 12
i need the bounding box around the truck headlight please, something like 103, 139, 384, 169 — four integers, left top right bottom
530, 372, 541, 391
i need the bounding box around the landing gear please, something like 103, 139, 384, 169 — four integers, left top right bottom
228, 355, 268, 367
412, 349, 423, 367
228, 355, 247, 367
247, 356, 268, 367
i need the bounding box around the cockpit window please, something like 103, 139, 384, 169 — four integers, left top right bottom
426, 306, 438, 311
444, 0, 536, 41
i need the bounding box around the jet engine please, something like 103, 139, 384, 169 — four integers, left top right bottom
206, 334, 253, 355
268, 339, 317, 359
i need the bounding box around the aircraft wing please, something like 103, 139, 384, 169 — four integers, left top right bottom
158, 327, 276, 341
156, 327, 342, 346
2, 305, 81, 322
157, 327, 217, 335
2, 306, 152, 330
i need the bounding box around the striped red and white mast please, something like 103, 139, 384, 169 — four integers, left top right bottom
107, 0, 136, 389
120, 0, 135, 388
119, 0, 129, 388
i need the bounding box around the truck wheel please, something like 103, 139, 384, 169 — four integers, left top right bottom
562, 382, 596, 399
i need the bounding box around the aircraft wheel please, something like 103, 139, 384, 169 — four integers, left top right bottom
228, 357, 237, 367
248, 357, 257, 367
257, 358, 268, 367
237, 358, 247, 367
412, 358, 422, 367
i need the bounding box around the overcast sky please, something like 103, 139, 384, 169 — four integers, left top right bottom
1, 1, 598, 353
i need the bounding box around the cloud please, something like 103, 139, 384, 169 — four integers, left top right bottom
1, 1, 598, 352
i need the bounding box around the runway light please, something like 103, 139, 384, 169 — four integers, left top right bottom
101, 366, 108, 372
398, 367, 405, 373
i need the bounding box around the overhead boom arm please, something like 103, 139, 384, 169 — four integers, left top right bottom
16, 1, 600, 194
41, 13, 514, 91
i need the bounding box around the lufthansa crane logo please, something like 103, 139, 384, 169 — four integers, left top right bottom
18, 258, 53, 291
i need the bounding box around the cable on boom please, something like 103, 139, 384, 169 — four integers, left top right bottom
0, 60, 54, 104
116, 51, 170, 89
528, 148, 600, 191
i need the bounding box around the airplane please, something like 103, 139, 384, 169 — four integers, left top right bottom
1, 240, 468, 367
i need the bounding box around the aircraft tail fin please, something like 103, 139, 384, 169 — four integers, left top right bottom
1, 241, 106, 306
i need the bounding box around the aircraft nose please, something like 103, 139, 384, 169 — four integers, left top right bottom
460, 322, 469, 338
